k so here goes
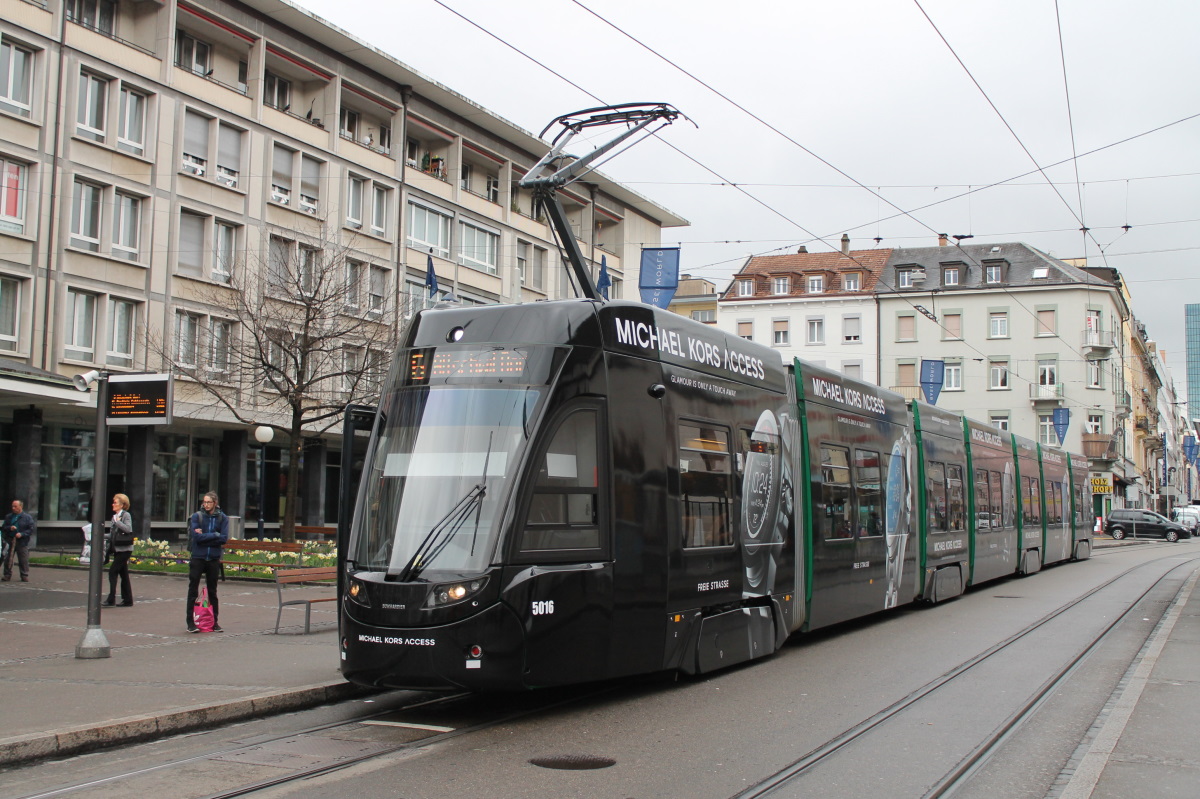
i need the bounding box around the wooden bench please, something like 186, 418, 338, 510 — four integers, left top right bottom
274, 566, 338, 634
221, 539, 304, 580
295, 525, 337, 541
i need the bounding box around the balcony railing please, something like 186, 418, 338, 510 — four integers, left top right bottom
1081, 328, 1116, 351
1082, 432, 1116, 461
890, 385, 922, 401
1029, 383, 1064, 402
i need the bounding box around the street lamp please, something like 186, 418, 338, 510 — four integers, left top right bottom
255, 426, 274, 539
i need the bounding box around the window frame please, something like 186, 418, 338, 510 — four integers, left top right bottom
0, 275, 21, 352
407, 200, 452, 259
70, 179, 103, 252
0, 39, 34, 118
458, 219, 499, 275
0, 158, 28, 234
989, 311, 1009, 339
807, 275, 824, 294
988, 360, 1010, 390
944, 362, 962, 391
105, 296, 135, 368
806, 316, 824, 345
65, 288, 97, 361
76, 69, 108, 142
843, 272, 861, 291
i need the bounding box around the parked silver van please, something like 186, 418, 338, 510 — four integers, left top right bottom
1171, 506, 1200, 533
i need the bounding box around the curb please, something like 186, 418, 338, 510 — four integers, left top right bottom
0, 680, 374, 767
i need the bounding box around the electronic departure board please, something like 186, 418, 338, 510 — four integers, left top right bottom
105, 373, 173, 425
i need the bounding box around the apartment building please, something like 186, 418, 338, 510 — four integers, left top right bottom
0, 0, 684, 544
716, 243, 892, 379
666, 273, 719, 324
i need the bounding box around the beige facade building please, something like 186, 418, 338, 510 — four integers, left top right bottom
0, 0, 684, 544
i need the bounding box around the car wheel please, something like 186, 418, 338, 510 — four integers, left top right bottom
1165, 530, 1179, 543
1111, 527, 1126, 540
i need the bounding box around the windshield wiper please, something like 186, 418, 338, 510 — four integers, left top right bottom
393, 483, 486, 582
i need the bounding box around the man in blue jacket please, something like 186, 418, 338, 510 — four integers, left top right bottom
186, 491, 229, 633
2, 499, 34, 581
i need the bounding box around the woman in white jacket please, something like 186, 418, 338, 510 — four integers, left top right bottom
104, 493, 135, 606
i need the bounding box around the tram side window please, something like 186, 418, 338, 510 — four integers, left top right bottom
855, 449, 883, 537
679, 423, 732, 548
927, 461, 947, 532
990, 470, 1005, 528
820, 444, 853, 540
521, 410, 600, 553
1022, 476, 1041, 526
974, 469, 991, 529
1049, 483, 1062, 524
1075, 484, 1086, 525
946, 464, 965, 531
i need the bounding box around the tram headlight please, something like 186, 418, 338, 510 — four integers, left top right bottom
425, 577, 488, 609
347, 579, 372, 608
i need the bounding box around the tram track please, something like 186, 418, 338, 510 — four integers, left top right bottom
732, 552, 1200, 799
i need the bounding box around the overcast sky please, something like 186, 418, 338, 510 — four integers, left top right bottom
300, 0, 1199, 393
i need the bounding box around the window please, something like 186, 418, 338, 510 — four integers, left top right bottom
268, 235, 291, 289
182, 110, 209, 176
737, 321, 753, 341
459, 162, 472, 191
943, 267, 959, 286
209, 319, 232, 377
341, 346, 361, 392
928, 461, 947, 532
344, 259, 363, 309
117, 86, 146, 155
0, 40, 34, 117
371, 185, 388, 235
111, 193, 140, 261
1031, 266, 1049, 279
346, 175, 364, 226
407, 201, 451, 258
944, 363, 962, 390
298, 246, 320, 295
106, 298, 135, 368
820, 445, 853, 539
530, 246, 546, 291
691, 309, 715, 323
985, 264, 1002, 283
1038, 359, 1057, 386
843, 362, 862, 379
946, 465, 965, 531
843, 272, 860, 291
213, 221, 236, 283
943, 313, 961, 340
1087, 359, 1102, 388
1036, 309, 1055, 336
897, 314, 915, 340
1022, 475, 1042, 526
988, 360, 1009, 389
807, 275, 824, 294
459, 220, 499, 274
856, 449, 883, 536
843, 315, 861, 343
369, 265, 388, 314
738, 279, 754, 297
898, 270, 913, 288
67, 0, 116, 35
1039, 414, 1056, 446
65, 289, 96, 361
521, 410, 603, 554
772, 276, 789, 295
70, 180, 102, 252
897, 362, 916, 388
989, 312, 1008, 338
264, 71, 290, 110
340, 107, 360, 140
299, 156, 320, 214
773, 319, 789, 345
0, 276, 20, 351
216, 123, 242, 188
807, 317, 824, 345
990, 415, 1009, 431
76, 70, 107, 141
175, 31, 210, 75
174, 311, 200, 367
0, 159, 28, 234
271, 144, 293, 204
177, 211, 205, 277
1087, 414, 1103, 434
516, 241, 529, 286
679, 423, 732, 548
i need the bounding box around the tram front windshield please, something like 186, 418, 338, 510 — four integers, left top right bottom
351, 346, 560, 578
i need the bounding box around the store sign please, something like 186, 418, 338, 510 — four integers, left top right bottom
1090, 476, 1113, 494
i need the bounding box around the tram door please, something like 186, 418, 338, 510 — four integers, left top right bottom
672, 419, 741, 604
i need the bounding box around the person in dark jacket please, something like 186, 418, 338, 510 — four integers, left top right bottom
104, 493, 135, 606
185, 491, 229, 633
2, 499, 34, 581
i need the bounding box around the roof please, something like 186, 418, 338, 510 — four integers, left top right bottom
877, 242, 1117, 293
722, 249, 893, 300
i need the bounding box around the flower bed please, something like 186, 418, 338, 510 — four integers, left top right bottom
31, 538, 337, 579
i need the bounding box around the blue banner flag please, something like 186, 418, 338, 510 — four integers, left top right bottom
425, 254, 439, 298
638, 247, 680, 309
597, 255, 611, 300
1184, 435, 1197, 464
1052, 407, 1070, 446
919, 360, 944, 405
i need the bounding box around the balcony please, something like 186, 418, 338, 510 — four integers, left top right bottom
1029, 383, 1064, 404
1081, 328, 1116, 359
1082, 432, 1116, 462
1115, 390, 1132, 419
1135, 415, 1150, 433
890, 385, 922, 401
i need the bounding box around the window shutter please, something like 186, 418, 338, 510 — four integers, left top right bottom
217, 125, 241, 173
301, 156, 320, 198
184, 111, 208, 159
272, 145, 293, 191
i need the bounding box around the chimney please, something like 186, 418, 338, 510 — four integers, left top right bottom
938, 234, 949, 247
797, 245, 808, 254
840, 234, 850, 255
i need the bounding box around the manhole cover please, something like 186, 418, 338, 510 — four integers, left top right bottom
529, 754, 616, 770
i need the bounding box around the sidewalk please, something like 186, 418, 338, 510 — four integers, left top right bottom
0, 563, 365, 766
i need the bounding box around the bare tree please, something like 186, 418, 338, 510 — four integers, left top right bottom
153, 220, 400, 541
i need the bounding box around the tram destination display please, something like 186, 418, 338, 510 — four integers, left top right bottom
105, 373, 173, 425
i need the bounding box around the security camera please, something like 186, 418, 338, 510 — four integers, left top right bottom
73, 370, 102, 392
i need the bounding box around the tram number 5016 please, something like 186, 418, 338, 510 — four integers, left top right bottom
531, 600, 555, 616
